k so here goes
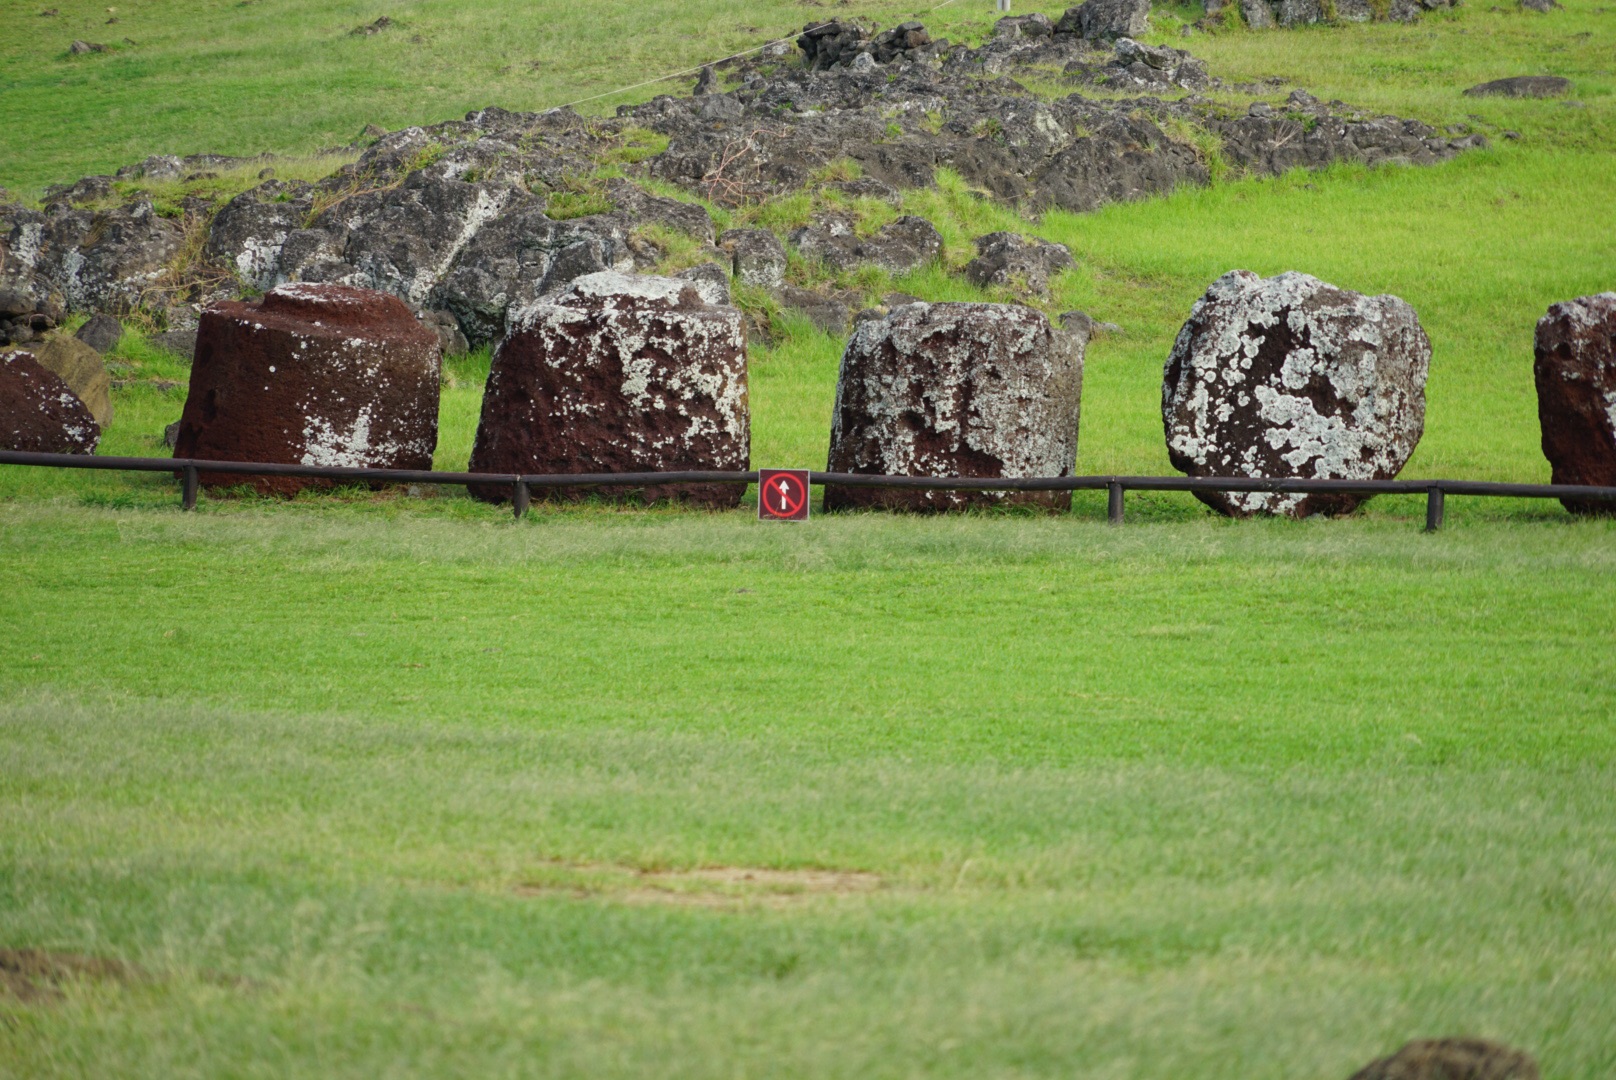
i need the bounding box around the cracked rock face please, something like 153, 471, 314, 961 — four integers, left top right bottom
791, 214, 944, 275
1533, 292, 1616, 514
825, 301, 1086, 512
1162, 270, 1429, 517
0, 350, 101, 454
469, 271, 749, 508
173, 283, 441, 495
964, 232, 1076, 296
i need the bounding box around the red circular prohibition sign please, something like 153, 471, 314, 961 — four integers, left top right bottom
762, 473, 806, 518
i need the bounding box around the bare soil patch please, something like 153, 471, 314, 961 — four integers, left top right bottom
516, 865, 883, 910
0, 948, 133, 1004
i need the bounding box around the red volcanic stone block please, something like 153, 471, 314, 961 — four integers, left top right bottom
1534, 292, 1616, 515
0, 350, 101, 454
173, 284, 440, 495
469, 271, 749, 508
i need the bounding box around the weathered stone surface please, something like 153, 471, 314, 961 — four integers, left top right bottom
468, 271, 748, 508
1463, 76, 1572, 98
151, 328, 197, 361
1533, 292, 1616, 514
1162, 270, 1429, 518
173, 283, 440, 495
32, 334, 113, 424
430, 200, 635, 346
1056, 0, 1152, 40
777, 285, 857, 336
720, 228, 788, 289
674, 262, 733, 307
0, 350, 100, 454
1519, 0, 1562, 11
963, 232, 1076, 296
1347, 1038, 1539, 1080
74, 312, 122, 353
791, 214, 944, 275
419, 308, 470, 356
825, 302, 1086, 512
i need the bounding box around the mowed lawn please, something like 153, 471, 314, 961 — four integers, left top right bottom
3, 0, 1616, 1077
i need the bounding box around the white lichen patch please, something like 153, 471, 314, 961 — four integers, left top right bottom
1161, 270, 1430, 517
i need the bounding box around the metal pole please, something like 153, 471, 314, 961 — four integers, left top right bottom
1425, 485, 1445, 533
997, 0, 1012, 11
513, 479, 531, 520
181, 465, 199, 511
1107, 481, 1124, 524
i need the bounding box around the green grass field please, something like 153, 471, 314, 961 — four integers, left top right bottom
3, 0, 1615, 1076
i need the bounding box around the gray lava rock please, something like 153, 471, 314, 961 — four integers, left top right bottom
0, 350, 100, 453
776, 285, 856, 336
1347, 1038, 1539, 1080
963, 232, 1076, 295
173, 283, 441, 495
791, 214, 943, 275
1534, 292, 1616, 514
1519, 0, 1562, 10
675, 261, 733, 307
74, 312, 122, 353
419, 308, 470, 356
1464, 76, 1572, 98
430, 200, 634, 346
1163, 270, 1429, 517
151, 328, 197, 361
797, 21, 872, 71
468, 271, 749, 508
720, 228, 788, 290
1056, 0, 1151, 40
37, 201, 184, 312
825, 301, 1087, 512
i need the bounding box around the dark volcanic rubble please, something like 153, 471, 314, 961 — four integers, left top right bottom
0, 14, 1486, 347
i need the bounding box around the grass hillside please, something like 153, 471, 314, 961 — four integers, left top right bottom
2, 1, 1614, 1078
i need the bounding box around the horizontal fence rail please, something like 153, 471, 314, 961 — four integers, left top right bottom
3, 450, 1615, 531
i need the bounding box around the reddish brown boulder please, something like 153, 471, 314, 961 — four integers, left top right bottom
469, 271, 749, 508
824, 302, 1087, 512
0, 350, 101, 454
1534, 292, 1616, 514
1347, 1037, 1539, 1080
172, 283, 440, 495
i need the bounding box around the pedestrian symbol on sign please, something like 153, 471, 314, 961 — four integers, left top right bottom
758, 468, 811, 521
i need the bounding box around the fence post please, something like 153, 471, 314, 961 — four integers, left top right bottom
1107, 481, 1124, 525
513, 478, 531, 521
181, 465, 199, 511
1424, 485, 1445, 533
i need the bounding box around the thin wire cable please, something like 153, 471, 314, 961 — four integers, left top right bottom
556, 0, 964, 111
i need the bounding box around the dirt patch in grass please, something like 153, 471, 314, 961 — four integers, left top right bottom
0, 948, 133, 1004
517, 865, 884, 910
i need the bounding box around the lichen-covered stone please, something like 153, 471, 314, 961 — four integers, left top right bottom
0, 350, 100, 454
720, 228, 788, 290
791, 214, 944, 276
468, 271, 749, 508
173, 283, 441, 495
1347, 1038, 1539, 1080
1056, 0, 1151, 39
825, 302, 1086, 512
1534, 292, 1616, 514
1162, 270, 1430, 517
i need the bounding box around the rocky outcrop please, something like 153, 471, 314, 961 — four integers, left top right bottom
31, 335, 113, 424
825, 302, 1086, 512
0, 350, 100, 454
1347, 1038, 1539, 1080
1162, 270, 1429, 518
791, 214, 944, 275
1056, 0, 1152, 40
468, 271, 748, 508
1464, 76, 1572, 98
720, 228, 788, 290
963, 232, 1076, 296
173, 283, 440, 494
10, 17, 1483, 340
1533, 292, 1616, 514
